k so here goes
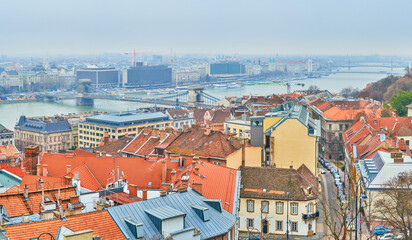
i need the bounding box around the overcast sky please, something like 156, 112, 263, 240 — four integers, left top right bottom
1, 0, 411, 56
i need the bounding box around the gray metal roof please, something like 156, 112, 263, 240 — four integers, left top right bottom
107, 189, 236, 240
144, 206, 186, 220
15, 116, 71, 134
86, 111, 169, 125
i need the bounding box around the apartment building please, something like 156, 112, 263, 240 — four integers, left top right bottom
14, 115, 72, 152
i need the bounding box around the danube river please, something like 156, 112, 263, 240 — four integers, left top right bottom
0, 67, 404, 129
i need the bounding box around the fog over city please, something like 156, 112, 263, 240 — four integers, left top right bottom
1, 0, 412, 55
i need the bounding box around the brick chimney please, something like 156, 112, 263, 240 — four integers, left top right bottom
25, 145, 39, 175
42, 164, 48, 177
103, 132, 109, 145
64, 176, 72, 186
143, 127, 152, 135
142, 190, 147, 200
171, 169, 177, 183
160, 183, 171, 192
178, 186, 188, 192
129, 184, 137, 197
204, 128, 211, 136
160, 190, 167, 197
36, 163, 41, 176
192, 182, 203, 195
162, 159, 167, 183
194, 166, 199, 174
70, 195, 79, 204
66, 165, 71, 174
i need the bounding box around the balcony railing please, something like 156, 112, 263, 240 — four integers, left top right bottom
302, 211, 319, 220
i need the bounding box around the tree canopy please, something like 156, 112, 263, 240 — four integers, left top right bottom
390, 90, 412, 116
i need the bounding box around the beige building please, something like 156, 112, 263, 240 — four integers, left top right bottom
239, 165, 319, 238
250, 102, 320, 175
224, 117, 251, 139
78, 111, 172, 148
14, 115, 72, 152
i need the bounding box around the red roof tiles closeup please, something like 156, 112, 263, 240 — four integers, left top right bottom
4, 210, 126, 240
172, 160, 238, 213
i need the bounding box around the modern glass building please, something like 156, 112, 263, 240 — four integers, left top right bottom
76, 68, 120, 88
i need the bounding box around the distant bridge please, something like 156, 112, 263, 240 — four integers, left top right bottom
39, 86, 220, 108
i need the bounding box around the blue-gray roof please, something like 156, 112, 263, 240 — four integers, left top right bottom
107, 189, 236, 240
145, 206, 186, 220
15, 116, 71, 134
85, 111, 169, 126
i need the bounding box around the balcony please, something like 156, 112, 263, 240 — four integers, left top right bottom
302, 211, 319, 220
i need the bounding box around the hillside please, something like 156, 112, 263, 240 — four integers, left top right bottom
358, 74, 412, 101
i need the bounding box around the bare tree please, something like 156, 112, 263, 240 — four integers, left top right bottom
373, 171, 412, 239
340, 87, 360, 98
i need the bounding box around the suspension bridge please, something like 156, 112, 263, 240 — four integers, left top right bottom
40, 86, 221, 108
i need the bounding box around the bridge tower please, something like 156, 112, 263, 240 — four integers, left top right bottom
187, 86, 205, 108
76, 79, 94, 106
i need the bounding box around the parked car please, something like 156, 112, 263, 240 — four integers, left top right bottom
320, 159, 325, 165
340, 194, 346, 201
327, 165, 333, 170
320, 169, 326, 174
335, 179, 341, 186
330, 168, 336, 173
374, 226, 392, 235
380, 233, 403, 239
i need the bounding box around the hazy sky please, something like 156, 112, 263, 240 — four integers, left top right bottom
1, 0, 411, 56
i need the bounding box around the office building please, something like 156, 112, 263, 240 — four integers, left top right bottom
76, 67, 120, 88
122, 64, 172, 88
78, 111, 172, 148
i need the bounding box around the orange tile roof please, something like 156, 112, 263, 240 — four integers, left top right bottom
166, 126, 241, 160
0, 186, 77, 217
173, 161, 238, 213
0, 163, 25, 178
20, 175, 69, 191
0, 145, 20, 159
40, 153, 188, 189
65, 164, 102, 191
4, 210, 126, 240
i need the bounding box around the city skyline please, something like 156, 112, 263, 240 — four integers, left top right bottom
1, 0, 412, 56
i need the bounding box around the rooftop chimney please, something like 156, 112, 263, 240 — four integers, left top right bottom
129, 184, 137, 197
182, 125, 189, 133
103, 132, 109, 145
142, 190, 147, 200
25, 145, 39, 175
70, 195, 79, 205
192, 182, 203, 195
42, 164, 47, 177
160, 190, 167, 197
66, 165, 71, 174
36, 163, 41, 176
38, 178, 44, 202
160, 183, 171, 192
171, 169, 177, 183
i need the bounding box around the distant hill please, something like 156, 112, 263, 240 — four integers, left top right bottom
358, 74, 412, 101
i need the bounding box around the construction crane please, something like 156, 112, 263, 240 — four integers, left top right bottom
124, 49, 164, 66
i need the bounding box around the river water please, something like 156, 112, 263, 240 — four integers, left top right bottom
0, 67, 404, 130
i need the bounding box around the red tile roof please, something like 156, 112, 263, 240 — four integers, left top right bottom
172, 161, 238, 213
0, 186, 77, 217
40, 153, 189, 189
4, 210, 126, 240
65, 164, 102, 191
20, 175, 69, 191
0, 145, 20, 159
102, 192, 142, 205
95, 136, 133, 157
166, 126, 241, 160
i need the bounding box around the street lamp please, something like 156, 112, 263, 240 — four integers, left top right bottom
286, 192, 290, 240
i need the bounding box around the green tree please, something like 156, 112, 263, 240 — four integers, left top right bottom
390, 90, 412, 116
381, 108, 392, 117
